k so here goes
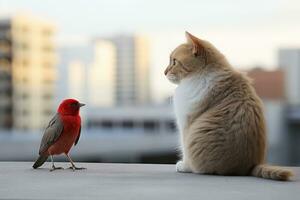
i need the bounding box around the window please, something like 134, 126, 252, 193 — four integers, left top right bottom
43, 78, 53, 84
0, 41, 11, 54
42, 93, 53, 100
43, 61, 52, 68
22, 26, 29, 33
165, 121, 176, 132
22, 77, 28, 83
22, 109, 29, 116
22, 59, 29, 67
122, 120, 134, 129
101, 120, 113, 129
22, 93, 29, 99
143, 120, 158, 132
42, 45, 53, 52
0, 58, 10, 69
42, 28, 52, 37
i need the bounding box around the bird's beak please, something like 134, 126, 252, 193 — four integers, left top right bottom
79, 103, 85, 107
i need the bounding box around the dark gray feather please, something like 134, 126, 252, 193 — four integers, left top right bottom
32, 155, 48, 169
74, 126, 81, 146
38, 113, 64, 155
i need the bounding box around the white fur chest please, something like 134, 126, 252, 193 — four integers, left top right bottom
173, 73, 216, 132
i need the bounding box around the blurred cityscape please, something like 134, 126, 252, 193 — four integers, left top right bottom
0, 12, 300, 165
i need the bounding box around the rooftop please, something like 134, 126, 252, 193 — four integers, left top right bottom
247, 68, 285, 100
0, 162, 299, 200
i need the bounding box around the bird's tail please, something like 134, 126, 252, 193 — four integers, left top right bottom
251, 164, 293, 181
32, 155, 49, 169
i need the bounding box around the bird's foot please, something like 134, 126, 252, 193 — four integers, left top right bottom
50, 166, 64, 172
68, 165, 86, 171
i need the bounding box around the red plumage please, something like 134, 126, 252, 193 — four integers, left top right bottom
47, 113, 81, 156
33, 99, 85, 171
47, 99, 82, 156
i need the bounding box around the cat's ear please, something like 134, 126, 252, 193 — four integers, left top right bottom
185, 31, 204, 56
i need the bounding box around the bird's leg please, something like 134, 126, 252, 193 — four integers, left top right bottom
50, 155, 64, 171
65, 153, 86, 171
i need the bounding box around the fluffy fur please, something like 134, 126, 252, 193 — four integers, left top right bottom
164, 31, 293, 181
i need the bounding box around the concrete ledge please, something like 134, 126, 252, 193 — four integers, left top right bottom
0, 162, 299, 200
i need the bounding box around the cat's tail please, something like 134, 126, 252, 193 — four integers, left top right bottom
251, 164, 293, 181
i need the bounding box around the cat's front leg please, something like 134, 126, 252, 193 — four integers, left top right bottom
176, 160, 192, 173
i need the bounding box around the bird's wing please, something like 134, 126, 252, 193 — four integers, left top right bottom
74, 126, 81, 146
38, 113, 64, 155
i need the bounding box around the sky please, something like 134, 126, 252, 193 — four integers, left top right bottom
1, 0, 300, 101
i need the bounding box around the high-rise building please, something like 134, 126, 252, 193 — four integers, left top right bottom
0, 19, 13, 129
68, 60, 86, 100
88, 40, 116, 107
58, 41, 116, 109
0, 14, 56, 130
247, 68, 289, 164
58, 34, 151, 109
278, 49, 300, 105
112, 35, 150, 106
57, 43, 93, 106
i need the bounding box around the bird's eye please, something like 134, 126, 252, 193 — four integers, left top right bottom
70, 103, 77, 107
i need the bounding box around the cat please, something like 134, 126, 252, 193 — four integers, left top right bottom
164, 31, 293, 181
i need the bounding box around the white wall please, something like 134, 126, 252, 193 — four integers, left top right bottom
279, 49, 300, 105
263, 100, 289, 164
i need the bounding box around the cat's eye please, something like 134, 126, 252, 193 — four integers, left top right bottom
172, 59, 176, 66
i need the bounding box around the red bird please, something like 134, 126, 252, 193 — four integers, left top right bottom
33, 99, 85, 171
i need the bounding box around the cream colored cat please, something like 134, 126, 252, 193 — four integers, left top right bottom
164, 31, 293, 181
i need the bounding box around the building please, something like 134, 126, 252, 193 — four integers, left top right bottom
67, 60, 87, 101
112, 35, 151, 106
57, 43, 93, 105
86, 105, 176, 134
247, 69, 286, 143
0, 19, 13, 129
58, 40, 115, 108
88, 40, 116, 107
59, 34, 151, 108
247, 68, 291, 164
247, 69, 285, 101
278, 49, 300, 105
0, 14, 56, 131
278, 48, 300, 165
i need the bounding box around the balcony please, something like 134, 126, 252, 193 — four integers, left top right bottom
0, 162, 299, 199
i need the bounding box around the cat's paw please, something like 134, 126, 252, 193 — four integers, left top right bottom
176, 161, 192, 173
